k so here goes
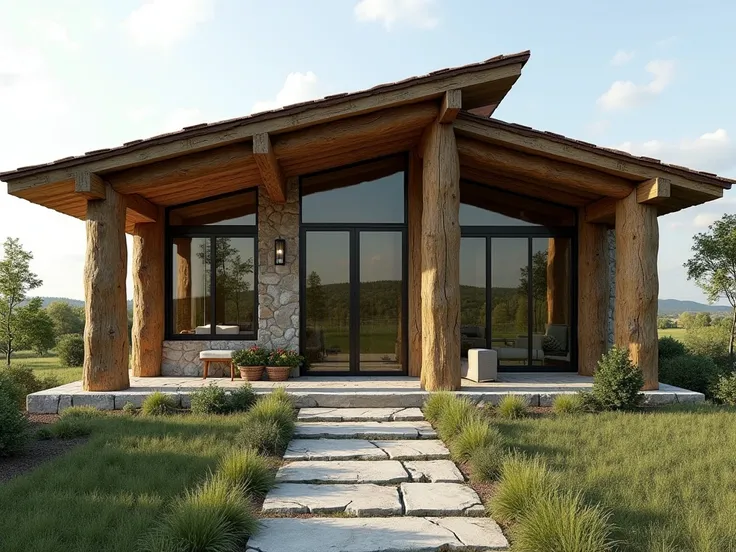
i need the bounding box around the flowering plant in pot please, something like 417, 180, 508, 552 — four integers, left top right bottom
266, 349, 305, 381
232, 346, 269, 381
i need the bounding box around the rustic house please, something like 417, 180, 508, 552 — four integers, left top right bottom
1, 51, 732, 392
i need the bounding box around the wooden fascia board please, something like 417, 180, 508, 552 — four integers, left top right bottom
438, 90, 462, 124
125, 193, 159, 223
74, 172, 105, 199
253, 133, 286, 203
453, 115, 727, 200
5, 62, 524, 195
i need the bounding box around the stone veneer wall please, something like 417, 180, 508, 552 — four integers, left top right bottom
161, 180, 300, 376
607, 229, 615, 349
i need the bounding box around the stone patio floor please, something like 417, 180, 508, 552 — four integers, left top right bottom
27, 373, 704, 413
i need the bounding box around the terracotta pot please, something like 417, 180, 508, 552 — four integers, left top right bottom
239, 365, 264, 381
266, 366, 291, 382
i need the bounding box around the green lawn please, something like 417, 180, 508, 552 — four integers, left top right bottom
9, 350, 82, 384
0, 414, 245, 552
497, 404, 736, 551
658, 327, 686, 342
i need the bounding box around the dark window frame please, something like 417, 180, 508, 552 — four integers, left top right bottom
164, 189, 259, 341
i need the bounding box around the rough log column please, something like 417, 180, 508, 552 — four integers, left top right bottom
420, 121, 461, 391
407, 150, 423, 377
546, 237, 570, 325
615, 189, 659, 390
131, 207, 165, 377
577, 217, 609, 376
83, 183, 130, 391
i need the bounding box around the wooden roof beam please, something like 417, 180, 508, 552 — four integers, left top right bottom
637, 177, 671, 205
253, 133, 286, 203
584, 198, 617, 225
125, 194, 159, 223
439, 90, 461, 124
75, 172, 105, 199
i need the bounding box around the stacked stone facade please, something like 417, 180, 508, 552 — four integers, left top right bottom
162, 180, 300, 376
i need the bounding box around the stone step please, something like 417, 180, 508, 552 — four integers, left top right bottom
297, 407, 424, 422
404, 460, 464, 483
294, 421, 436, 440
284, 439, 450, 461
401, 483, 484, 516
262, 483, 402, 516
275, 460, 410, 484
246, 517, 509, 551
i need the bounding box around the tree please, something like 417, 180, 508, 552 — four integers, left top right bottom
15, 298, 55, 355
685, 214, 736, 358
306, 271, 327, 328
46, 301, 84, 339
694, 312, 712, 328
678, 311, 696, 330
0, 238, 42, 365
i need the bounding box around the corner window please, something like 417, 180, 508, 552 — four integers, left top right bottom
167, 191, 257, 339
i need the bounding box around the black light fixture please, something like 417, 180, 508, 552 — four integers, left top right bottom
274, 238, 286, 265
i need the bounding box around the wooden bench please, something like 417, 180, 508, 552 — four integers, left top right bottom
199, 350, 236, 381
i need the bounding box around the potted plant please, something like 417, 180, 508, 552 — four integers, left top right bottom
266, 349, 304, 381
232, 346, 268, 381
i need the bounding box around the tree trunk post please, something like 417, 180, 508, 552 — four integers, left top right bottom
83, 183, 130, 391
577, 217, 609, 376
408, 149, 423, 378
131, 208, 165, 377
546, 237, 570, 325
420, 121, 461, 391
614, 189, 659, 390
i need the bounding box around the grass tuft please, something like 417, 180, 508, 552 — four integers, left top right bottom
469, 441, 506, 483
512, 492, 616, 552
490, 452, 558, 524
142, 392, 178, 416
238, 417, 292, 456
423, 391, 456, 424
552, 394, 585, 415
51, 416, 92, 439
497, 394, 528, 419
436, 396, 477, 441
247, 393, 296, 428
59, 405, 106, 420
217, 448, 274, 499
450, 417, 504, 462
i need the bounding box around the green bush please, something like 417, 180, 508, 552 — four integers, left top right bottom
190, 384, 231, 415
59, 405, 106, 420
451, 417, 504, 462
436, 397, 477, 441
122, 402, 138, 415
238, 417, 292, 456
227, 384, 257, 413
423, 391, 455, 424
713, 373, 736, 405
57, 334, 85, 367
0, 387, 29, 457
51, 417, 92, 439
0, 364, 59, 409
659, 354, 723, 397
35, 426, 54, 440
497, 394, 528, 419
490, 453, 559, 524
552, 394, 584, 415
591, 346, 643, 410
658, 336, 686, 360
218, 448, 274, 499
247, 393, 296, 428
512, 492, 616, 552
469, 441, 506, 482
683, 325, 730, 359
269, 386, 293, 407
142, 392, 178, 416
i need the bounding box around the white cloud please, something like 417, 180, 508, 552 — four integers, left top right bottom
610, 49, 635, 66
124, 0, 214, 49
30, 19, 79, 50
615, 128, 736, 175
251, 72, 322, 113
693, 213, 720, 228
656, 36, 678, 49
597, 59, 675, 110
354, 0, 439, 30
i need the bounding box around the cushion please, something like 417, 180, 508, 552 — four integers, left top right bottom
199, 350, 235, 360
542, 334, 565, 354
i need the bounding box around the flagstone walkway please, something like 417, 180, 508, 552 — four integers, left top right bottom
247, 407, 508, 552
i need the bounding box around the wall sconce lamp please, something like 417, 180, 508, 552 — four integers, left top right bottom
275, 238, 286, 265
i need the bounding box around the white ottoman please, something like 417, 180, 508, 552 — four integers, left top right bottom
463, 349, 498, 383
199, 350, 236, 380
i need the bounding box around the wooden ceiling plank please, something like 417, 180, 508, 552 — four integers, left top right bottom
253, 133, 286, 203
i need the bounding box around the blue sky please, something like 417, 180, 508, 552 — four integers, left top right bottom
1, 0, 734, 302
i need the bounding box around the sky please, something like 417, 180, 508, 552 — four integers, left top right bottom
1, 0, 735, 303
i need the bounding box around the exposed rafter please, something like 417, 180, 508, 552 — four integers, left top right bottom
125, 194, 159, 223
438, 90, 461, 124
253, 133, 286, 203
75, 172, 105, 200
637, 177, 671, 205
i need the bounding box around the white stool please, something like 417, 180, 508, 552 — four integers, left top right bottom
463, 349, 498, 382
199, 350, 236, 381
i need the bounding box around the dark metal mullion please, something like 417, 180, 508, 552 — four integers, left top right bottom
210, 237, 217, 337
485, 237, 492, 349
527, 238, 533, 369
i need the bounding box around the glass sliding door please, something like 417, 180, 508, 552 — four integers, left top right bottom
460, 238, 488, 357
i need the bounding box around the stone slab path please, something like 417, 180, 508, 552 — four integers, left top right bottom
253, 408, 508, 551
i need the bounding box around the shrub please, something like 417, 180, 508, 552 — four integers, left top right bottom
0, 364, 59, 409
451, 417, 504, 462
122, 402, 138, 415
497, 394, 528, 419
142, 392, 177, 416
469, 441, 506, 482
190, 384, 230, 415
35, 426, 54, 440
227, 384, 257, 413
683, 325, 730, 359
513, 492, 616, 552
218, 448, 274, 498
436, 397, 477, 441
658, 336, 686, 361
247, 393, 295, 428
713, 373, 736, 405
59, 405, 105, 420
232, 346, 269, 367
0, 387, 29, 457
57, 334, 85, 367
552, 394, 584, 415
490, 453, 559, 524
238, 417, 292, 456
592, 346, 643, 410
423, 391, 455, 424
659, 354, 722, 397
51, 417, 92, 439
268, 386, 292, 407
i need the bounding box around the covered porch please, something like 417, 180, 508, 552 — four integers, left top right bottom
1, 50, 732, 394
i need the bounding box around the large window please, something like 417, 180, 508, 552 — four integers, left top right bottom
167, 191, 257, 339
